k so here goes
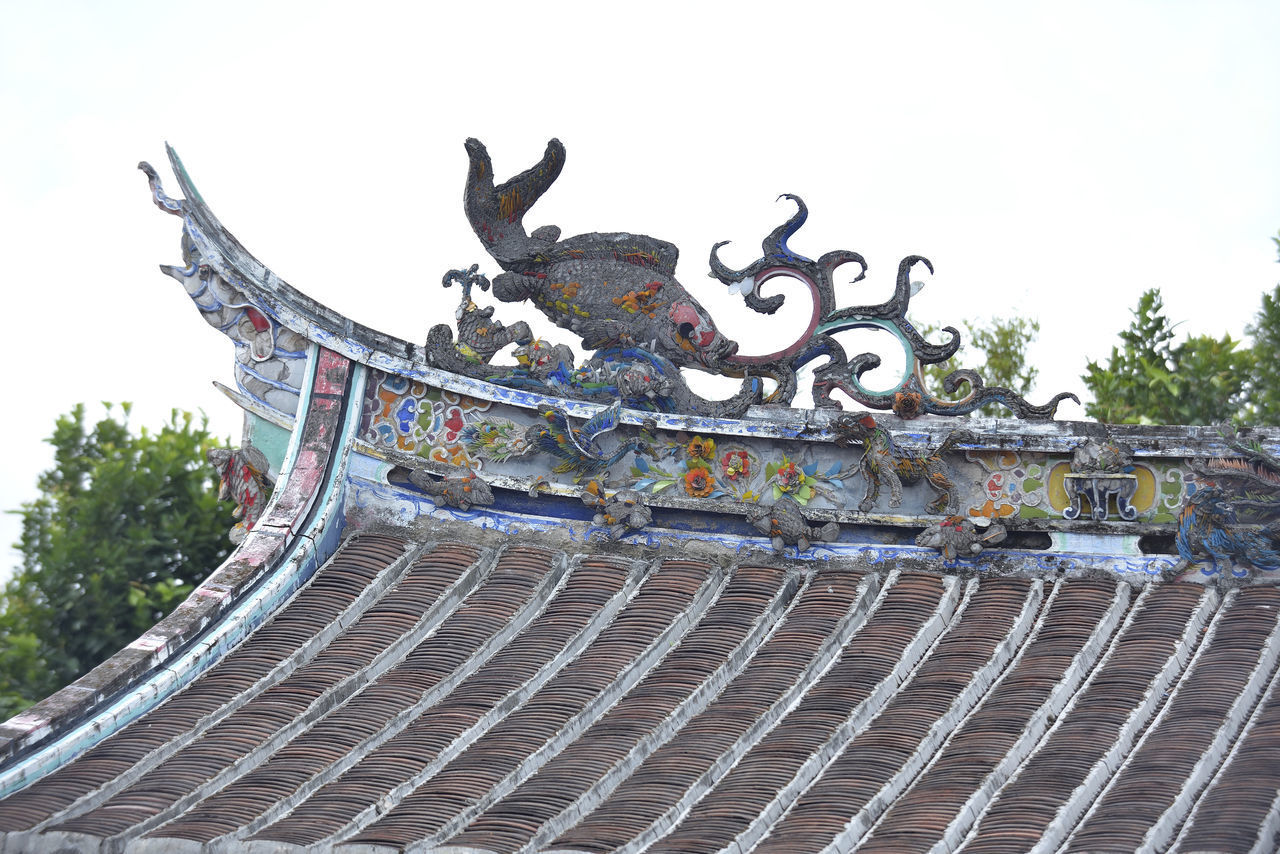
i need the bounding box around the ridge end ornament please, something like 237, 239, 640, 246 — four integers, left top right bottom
445, 138, 1077, 421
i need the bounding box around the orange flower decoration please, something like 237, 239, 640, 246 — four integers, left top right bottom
686, 436, 716, 463
892, 391, 923, 419
684, 467, 714, 498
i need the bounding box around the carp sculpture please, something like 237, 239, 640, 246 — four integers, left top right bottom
433, 138, 1077, 421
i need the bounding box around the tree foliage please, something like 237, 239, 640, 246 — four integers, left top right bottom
1241, 232, 1280, 424
1083, 230, 1280, 427
920, 316, 1040, 416
0, 405, 234, 718
1082, 289, 1254, 425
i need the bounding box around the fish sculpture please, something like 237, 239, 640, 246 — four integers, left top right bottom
463, 138, 740, 372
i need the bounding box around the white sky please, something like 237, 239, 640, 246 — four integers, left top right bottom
2, 1, 1278, 579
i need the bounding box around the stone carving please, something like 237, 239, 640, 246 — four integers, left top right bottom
582, 480, 652, 540
834, 414, 969, 514
746, 495, 840, 553
207, 444, 274, 544
1063, 438, 1139, 521
916, 516, 1008, 562
408, 467, 494, 511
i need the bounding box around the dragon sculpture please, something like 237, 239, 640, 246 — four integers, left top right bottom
1177, 425, 1280, 578
833, 414, 970, 515
434, 138, 1077, 420
1176, 487, 1280, 577
490, 402, 657, 483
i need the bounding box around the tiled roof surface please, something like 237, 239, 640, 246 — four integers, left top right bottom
2, 532, 1279, 853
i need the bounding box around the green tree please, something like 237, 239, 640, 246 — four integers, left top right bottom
0, 405, 234, 718
1082, 288, 1254, 425
1241, 233, 1280, 425
919, 316, 1040, 416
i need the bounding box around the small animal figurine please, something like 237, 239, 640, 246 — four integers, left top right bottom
581, 480, 652, 540
207, 444, 274, 544
915, 516, 1007, 563
408, 467, 494, 511
746, 495, 840, 554
513, 337, 576, 381
428, 264, 533, 366
833, 414, 968, 515
1071, 437, 1135, 475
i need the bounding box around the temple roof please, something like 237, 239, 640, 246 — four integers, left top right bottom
4, 142, 1280, 852
3, 530, 1278, 852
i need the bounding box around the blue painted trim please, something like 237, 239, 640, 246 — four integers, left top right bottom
0, 350, 365, 798
216, 307, 248, 333
236, 362, 302, 395
345, 462, 1179, 580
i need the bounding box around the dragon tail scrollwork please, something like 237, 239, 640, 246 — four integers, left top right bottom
448, 137, 1078, 420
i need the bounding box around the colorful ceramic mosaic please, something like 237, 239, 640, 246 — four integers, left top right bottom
361, 372, 493, 468
628, 435, 852, 507
962, 449, 1189, 524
